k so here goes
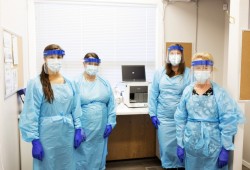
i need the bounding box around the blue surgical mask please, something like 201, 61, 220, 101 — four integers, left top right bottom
168, 54, 182, 66
194, 70, 211, 84
85, 65, 99, 76
47, 59, 62, 73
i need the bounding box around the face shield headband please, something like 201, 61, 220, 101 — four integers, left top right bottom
168, 45, 183, 53
43, 50, 65, 57
191, 60, 213, 67
83, 58, 101, 63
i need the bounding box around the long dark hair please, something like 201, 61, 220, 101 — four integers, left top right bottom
40, 44, 63, 103
165, 44, 185, 77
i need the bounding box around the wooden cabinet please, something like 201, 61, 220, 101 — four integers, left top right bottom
107, 114, 156, 160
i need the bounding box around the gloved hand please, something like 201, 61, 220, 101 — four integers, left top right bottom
32, 139, 44, 161
218, 147, 229, 168
177, 145, 185, 163
150, 116, 160, 129
74, 128, 86, 149
103, 124, 112, 138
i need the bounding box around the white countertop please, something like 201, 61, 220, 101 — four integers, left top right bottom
116, 103, 149, 115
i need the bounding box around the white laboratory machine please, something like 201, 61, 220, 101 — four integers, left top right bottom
123, 82, 150, 108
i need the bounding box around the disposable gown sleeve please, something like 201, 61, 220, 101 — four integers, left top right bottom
149, 70, 161, 117
107, 82, 117, 129
217, 89, 245, 150
174, 87, 189, 148
71, 81, 82, 129
19, 79, 42, 142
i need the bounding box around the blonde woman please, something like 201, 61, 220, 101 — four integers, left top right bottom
175, 52, 244, 170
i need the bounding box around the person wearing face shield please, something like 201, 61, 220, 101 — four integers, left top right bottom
74, 52, 116, 170
149, 44, 190, 169
174, 52, 245, 170
19, 44, 85, 170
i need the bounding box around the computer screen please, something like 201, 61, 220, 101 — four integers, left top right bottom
121, 65, 146, 82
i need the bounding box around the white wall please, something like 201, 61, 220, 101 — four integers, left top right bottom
243, 102, 250, 167
225, 0, 249, 169
0, 0, 5, 169
242, 0, 250, 156
0, 0, 29, 169
223, 0, 229, 88
243, 2, 250, 167
165, 0, 248, 169
164, 0, 225, 85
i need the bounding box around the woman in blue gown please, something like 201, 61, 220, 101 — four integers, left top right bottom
74, 52, 116, 170
19, 44, 84, 170
175, 52, 244, 170
149, 44, 190, 169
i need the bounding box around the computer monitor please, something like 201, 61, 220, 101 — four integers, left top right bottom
122, 65, 146, 82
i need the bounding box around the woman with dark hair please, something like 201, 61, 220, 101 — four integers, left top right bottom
149, 44, 190, 169
19, 44, 84, 170
74, 52, 116, 170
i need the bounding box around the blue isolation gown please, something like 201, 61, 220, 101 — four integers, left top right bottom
175, 82, 244, 170
74, 75, 116, 170
19, 76, 82, 170
149, 67, 190, 168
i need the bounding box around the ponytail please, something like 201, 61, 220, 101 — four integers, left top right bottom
40, 64, 54, 103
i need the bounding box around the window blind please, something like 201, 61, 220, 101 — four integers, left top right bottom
35, 2, 156, 87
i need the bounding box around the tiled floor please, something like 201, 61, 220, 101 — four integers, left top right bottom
106, 157, 250, 170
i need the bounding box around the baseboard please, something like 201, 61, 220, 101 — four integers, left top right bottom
243, 160, 250, 169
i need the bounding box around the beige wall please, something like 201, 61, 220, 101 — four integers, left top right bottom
0, 0, 29, 169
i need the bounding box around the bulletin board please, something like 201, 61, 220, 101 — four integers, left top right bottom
2, 29, 23, 99
240, 30, 250, 100
166, 42, 192, 67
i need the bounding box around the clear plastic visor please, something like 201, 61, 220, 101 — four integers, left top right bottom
191, 60, 213, 84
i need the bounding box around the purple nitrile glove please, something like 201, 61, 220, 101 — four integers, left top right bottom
151, 116, 160, 129
177, 145, 185, 163
218, 147, 229, 168
103, 125, 112, 138
74, 128, 86, 149
32, 139, 44, 161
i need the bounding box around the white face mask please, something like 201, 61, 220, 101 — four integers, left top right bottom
46, 59, 62, 73
168, 54, 182, 66
85, 65, 99, 76
194, 70, 211, 84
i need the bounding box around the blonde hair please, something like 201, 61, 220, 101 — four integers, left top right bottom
192, 52, 214, 62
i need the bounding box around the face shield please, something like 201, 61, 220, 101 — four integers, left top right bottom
83, 58, 101, 76
191, 60, 213, 84
43, 49, 65, 74
166, 45, 184, 66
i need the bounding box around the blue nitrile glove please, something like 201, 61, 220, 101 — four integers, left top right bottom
177, 145, 185, 163
32, 139, 44, 161
74, 128, 86, 149
103, 124, 112, 138
150, 116, 160, 129
218, 147, 229, 168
